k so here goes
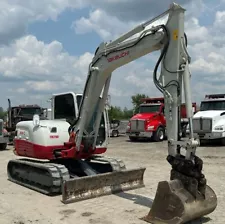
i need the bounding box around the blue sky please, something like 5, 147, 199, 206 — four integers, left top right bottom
0, 0, 225, 110
28, 8, 101, 55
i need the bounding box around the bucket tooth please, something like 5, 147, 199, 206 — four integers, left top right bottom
61, 167, 146, 204
142, 179, 217, 224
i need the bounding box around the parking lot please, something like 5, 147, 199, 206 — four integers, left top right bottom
0, 136, 225, 224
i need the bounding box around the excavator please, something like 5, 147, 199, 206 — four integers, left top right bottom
7, 2, 217, 223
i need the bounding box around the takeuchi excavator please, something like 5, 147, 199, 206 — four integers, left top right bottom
7, 2, 217, 223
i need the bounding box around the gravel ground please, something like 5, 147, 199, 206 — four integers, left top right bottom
0, 136, 224, 224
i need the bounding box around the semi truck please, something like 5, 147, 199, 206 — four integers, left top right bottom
187, 93, 225, 145
5, 99, 46, 143
126, 97, 197, 141
0, 119, 9, 150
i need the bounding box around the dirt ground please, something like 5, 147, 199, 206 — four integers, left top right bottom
0, 136, 224, 224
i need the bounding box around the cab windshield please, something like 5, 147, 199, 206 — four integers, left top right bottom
200, 101, 225, 111
19, 108, 42, 116
139, 105, 161, 113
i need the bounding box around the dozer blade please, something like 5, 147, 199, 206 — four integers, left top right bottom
61, 167, 146, 204
142, 179, 217, 224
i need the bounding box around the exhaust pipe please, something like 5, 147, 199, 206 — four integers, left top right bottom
7, 99, 12, 128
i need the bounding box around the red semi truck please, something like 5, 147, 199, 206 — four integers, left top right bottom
126, 97, 197, 142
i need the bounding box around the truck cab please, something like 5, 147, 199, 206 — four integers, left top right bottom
189, 94, 225, 145
126, 97, 166, 142
6, 100, 46, 144
126, 97, 197, 142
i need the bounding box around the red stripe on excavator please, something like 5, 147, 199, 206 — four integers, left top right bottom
14, 139, 107, 160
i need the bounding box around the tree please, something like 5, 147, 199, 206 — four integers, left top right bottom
108, 106, 124, 121
122, 107, 133, 119
131, 93, 149, 114
107, 106, 134, 121
106, 93, 151, 121
0, 110, 7, 120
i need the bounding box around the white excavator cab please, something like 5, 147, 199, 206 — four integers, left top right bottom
50, 91, 110, 146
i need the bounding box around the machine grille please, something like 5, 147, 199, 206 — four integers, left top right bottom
192, 117, 212, 133
130, 119, 145, 132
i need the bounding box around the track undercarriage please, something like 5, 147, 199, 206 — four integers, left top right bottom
7, 155, 145, 203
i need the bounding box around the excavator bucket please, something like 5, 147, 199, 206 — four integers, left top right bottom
61, 167, 146, 204
142, 179, 217, 224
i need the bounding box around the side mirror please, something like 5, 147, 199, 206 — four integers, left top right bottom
33, 114, 40, 127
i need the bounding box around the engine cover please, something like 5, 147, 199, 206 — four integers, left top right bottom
14, 120, 70, 159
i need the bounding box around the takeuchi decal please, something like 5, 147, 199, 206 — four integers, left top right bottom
107, 51, 129, 62
50, 135, 59, 139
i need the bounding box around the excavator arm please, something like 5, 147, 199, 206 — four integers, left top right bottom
73, 3, 183, 152
66, 2, 217, 223
71, 3, 198, 165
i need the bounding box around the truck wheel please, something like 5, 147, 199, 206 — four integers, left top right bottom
0, 143, 7, 150
153, 126, 165, 142
112, 130, 119, 137
129, 136, 137, 142
199, 139, 206, 146
221, 138, 225, 146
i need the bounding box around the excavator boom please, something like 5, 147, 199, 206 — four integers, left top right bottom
65, 2, 217, 223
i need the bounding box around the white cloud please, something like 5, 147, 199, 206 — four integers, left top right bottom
72, 9, 138, 40
0, 32, 162, 109
190, 52, 225, 75
0, 0, 76, 45
0, 34, 97, 109
109, 88, 129, 97
213, 10, 225, 35
8, 88, 26, 94
77, 0, 200, 21
71, 1, 225, 106
185, 11, 225, 79
25, 80, 59, 91
72, 0, 211, 46
185, 18, 210, 44
1, 0, 225, 110
0, 35, 92, 82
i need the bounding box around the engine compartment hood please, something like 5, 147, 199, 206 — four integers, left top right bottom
16, 119, 70, 129
193, 110, 225, 118
131, 113, 158, 120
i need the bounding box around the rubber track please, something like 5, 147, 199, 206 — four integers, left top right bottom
90, 155, 126, 171
7, 159, 70, 195
7, 156, 127, 196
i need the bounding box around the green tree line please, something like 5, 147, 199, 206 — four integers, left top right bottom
0, 93, 149, 121
0, 107, 7, 120
108, 93, 149, 121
